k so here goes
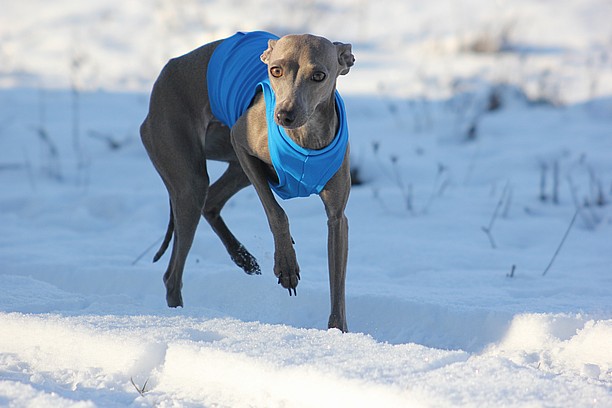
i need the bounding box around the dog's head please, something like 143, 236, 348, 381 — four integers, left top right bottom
260, 34, 355, 129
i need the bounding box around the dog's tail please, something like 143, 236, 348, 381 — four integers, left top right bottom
153, 200, 174, 263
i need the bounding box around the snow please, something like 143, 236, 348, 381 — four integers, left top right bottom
1, 0, 611, 407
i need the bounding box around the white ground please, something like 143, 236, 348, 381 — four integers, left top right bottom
1, 1, 611, 407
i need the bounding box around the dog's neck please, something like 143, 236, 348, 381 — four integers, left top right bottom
284, 93, 338, 151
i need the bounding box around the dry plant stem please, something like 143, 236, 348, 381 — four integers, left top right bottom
390, 158, 413, 212
23, 148, 36, 191
88, 130, 126, 150
72, 84, 82, 165
130, 377, 149, 397
422, 165, 447, 214
567, 176, 597, 229
587, 165, 606, 206
482, 226, 496, 249
507, 264, 516, 278
539, 162, 548, 201
482, 181, 510, 249
71, 47, 91, 188
552, 160, 559, 204
36, 127, 62, 181
132, 235, 164, 265
542, 209, 578, 276
502, 184, 513, 217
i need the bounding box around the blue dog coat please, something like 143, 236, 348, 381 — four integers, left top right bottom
207, 31, 277, 128
207, 31, 349, 200
259, 79, 349, 199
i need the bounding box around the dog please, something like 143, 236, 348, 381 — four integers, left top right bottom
140, 31, 354, 332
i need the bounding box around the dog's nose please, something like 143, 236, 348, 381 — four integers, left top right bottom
276, 110, 296, 127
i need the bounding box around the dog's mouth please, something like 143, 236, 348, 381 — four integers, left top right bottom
278, 121, 304, 130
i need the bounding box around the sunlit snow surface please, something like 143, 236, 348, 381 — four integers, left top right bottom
1, 1, 611, 406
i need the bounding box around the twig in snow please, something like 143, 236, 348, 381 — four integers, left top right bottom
502, 183, 513, 218
132, 235, 164, 265
389, 155, 413, 213
481, 181, 511, 249
70, 40, 91, 188
539, 162, 548, 202
34, 125, 63, 182
88, 130, 131, 151
542, 209, 578, 276
567, 176, 598, 229
507, 264, 516, 278
552, 160, 560, 204
587, 165, 606, 207
23, 148, 36, 191
421, 163, 449, 214
130, 377, 149, 397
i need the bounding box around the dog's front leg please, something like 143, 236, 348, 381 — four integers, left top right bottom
319, 153, 351, 332
231, 126, 300, 294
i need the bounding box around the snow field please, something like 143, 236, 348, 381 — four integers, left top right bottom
1, 312, 610, 407
1, 0, 612, 406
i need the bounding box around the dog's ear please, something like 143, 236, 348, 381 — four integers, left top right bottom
334, 42, 355, 76
260, 39, 277, 64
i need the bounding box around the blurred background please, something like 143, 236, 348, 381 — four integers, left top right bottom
2, 0, 611, 103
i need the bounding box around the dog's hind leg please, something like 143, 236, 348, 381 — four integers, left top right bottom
203, 160, 260, 275
163, 173, 208, 307
141, 110, 209, 307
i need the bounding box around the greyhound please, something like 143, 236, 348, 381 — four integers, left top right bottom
140, 31, 354, 332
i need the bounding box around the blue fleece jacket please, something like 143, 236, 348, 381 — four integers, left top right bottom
207, 31, 349, 200
258, 79, 349, 199
207, 31, 277, 128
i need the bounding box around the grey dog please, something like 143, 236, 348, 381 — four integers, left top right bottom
140, 32, 355, 332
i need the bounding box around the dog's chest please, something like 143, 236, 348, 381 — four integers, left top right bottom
208, 31, 349, 200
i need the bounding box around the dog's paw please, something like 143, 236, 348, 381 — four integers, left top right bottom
278, 272, 300, 296
163, 274, 184, 307
165, 286, 184, 308
231, 244, 261, 275
328, 314, 348, 333
274, 250, 300, 296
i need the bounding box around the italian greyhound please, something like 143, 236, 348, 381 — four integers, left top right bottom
140, 32, 354, 332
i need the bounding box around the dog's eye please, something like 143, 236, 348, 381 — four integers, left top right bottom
312, 72, 326, 82
270, 67, 283, 78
